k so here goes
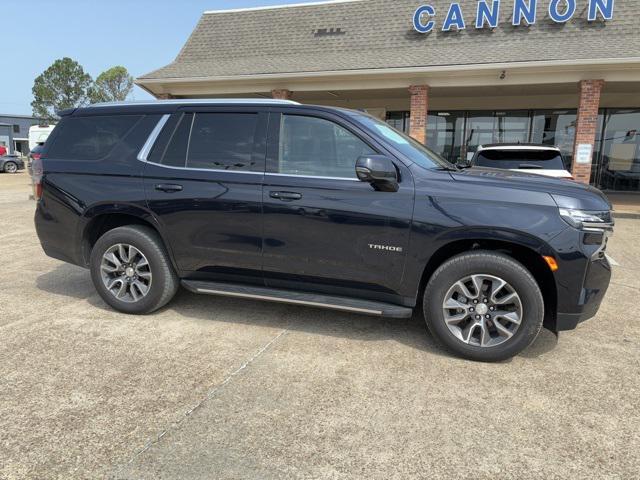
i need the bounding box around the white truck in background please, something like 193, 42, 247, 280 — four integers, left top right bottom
29, 124, 56, 150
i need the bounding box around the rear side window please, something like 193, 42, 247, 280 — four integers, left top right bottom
277, 115, 376, 179
187, 113, 258, 171
475, 150, 566, 170
152, 112, 260, 171
47, 115, 142, 161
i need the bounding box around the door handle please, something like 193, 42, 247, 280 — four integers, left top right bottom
155, 183, 183, 193
270, 191, 302, 201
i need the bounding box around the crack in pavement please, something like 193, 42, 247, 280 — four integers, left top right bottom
110, 327, 289, 479
610, 281, 640, 292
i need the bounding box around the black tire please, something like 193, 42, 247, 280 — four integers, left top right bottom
423, 251, 543, 362
4, 161, 17, 173
90, 225, 179, 314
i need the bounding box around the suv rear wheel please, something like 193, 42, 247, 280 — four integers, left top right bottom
90, 225, 179, 314
423, 251, 544, 362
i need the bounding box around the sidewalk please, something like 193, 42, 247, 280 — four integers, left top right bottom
607, 193, 640, 219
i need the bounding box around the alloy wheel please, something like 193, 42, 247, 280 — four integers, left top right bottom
442, 274, 523, 348
100, 244, 153, 303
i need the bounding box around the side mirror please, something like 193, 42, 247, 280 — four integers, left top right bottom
355, 155, 399, 192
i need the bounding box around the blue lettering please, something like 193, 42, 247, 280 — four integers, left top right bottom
549, 0, 576, 22
476, 1, 500, 28
443, 3, 466, 31
588, 0, 614, 21
512, 0, 537, 25
413, 5, 436, 33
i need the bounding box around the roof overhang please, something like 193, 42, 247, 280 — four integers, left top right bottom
136, 57, 640, 97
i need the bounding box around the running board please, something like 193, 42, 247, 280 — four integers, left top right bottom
181, 280, 413, 318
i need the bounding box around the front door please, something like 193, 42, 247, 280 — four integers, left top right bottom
261, 111, 414, 302
144, 108, 268, 283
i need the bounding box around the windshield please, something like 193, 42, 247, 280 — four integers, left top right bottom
475, 150, 566, 170
352, 113, 454, 169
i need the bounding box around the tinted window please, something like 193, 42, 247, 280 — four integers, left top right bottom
278, 115, 375, 178
186, 113, 258, 171
161, 113, 192, 168
475, 150, 566, 170
47, 115, 142, 161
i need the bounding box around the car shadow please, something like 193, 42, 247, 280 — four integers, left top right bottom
36, 263, 559, 361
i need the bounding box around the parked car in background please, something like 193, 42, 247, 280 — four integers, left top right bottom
472, 144, 574, 180
34, 100, 614, 362
0, 154, 25, 173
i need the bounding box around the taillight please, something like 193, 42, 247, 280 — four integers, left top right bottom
31, 156, 44, 201
31, 153, 42, 161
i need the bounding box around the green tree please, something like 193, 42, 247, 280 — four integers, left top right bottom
89, 66, 134, 103
31, 57, 92, 120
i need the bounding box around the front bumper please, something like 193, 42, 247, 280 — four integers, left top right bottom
555, 255, 612, 331
548, 226, 613, 332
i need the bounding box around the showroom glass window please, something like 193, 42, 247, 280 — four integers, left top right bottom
531, 110, 577, 169
596, 109, 640, 191
494, 111, 530, 144
426, 111, 466, 163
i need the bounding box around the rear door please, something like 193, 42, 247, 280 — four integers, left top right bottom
143, 107, 268, 284
261, 110, 414, 301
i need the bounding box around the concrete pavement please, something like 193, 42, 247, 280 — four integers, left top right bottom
0, 171, 638, 480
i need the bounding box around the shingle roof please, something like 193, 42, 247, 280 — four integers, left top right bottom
140, 0, 640, 80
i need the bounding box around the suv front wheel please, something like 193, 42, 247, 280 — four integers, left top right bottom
90, 225, 179, 314
423, 251, 544, 362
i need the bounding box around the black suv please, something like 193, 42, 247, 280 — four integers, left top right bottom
34, 100, 614, 361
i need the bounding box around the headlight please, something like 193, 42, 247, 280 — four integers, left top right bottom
558, 208, 613, 230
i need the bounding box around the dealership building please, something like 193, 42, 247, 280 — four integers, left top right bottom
137, 0, 640, 192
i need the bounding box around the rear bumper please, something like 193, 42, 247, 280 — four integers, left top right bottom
35, 195, 85, 268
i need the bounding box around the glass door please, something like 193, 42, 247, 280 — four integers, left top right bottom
426, 111, 466, 163
464, 112, 495, 162
596, 109, 640, 191
494, 111, 530, 144
531, 110, 577, 169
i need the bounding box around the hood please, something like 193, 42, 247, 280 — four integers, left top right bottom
451, 167, 611, 211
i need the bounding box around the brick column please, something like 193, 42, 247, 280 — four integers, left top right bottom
272, 89, 293, 100
409, 85, 429, 145
155, 93, 174, 100
572, 80, 604, 184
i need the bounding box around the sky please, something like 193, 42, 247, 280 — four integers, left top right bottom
2, 0, 321, 116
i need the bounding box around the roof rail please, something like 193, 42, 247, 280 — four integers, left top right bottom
89, 99, 300, 108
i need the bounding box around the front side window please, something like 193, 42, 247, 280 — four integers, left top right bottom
277, 115, 376, 179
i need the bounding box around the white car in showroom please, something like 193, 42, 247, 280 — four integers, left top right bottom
471, 144, 574, 180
